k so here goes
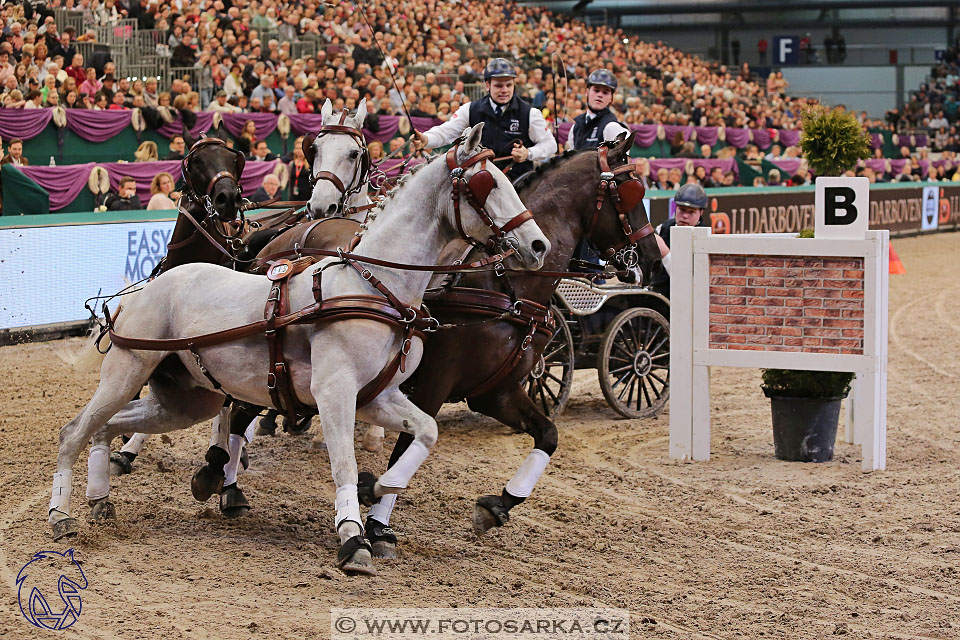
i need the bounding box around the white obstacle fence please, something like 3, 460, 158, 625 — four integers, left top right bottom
669, 225, 889, 471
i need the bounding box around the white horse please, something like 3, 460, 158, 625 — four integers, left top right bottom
112, 99, 381, 483
48, 123, 550, 576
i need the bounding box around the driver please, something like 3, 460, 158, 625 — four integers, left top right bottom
415, 58, 557, 180
650, 183, 711, 298
566, 69, 629, 150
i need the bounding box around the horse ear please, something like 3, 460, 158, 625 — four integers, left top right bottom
214, 120, 228, 141
320, 98, 333, 120
182, 122, 195, 150
302, 132, 317, 166
352, 98, 367, 129
458, 123, 484, 164
606, 130, 634, 165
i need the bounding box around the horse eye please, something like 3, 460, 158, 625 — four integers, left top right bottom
349, 150, 359, 159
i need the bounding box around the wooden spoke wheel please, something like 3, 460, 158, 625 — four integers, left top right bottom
597, 307, 670, 419
522, 305, 575, 418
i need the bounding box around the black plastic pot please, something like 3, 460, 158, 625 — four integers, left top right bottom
763, 392, 843, 462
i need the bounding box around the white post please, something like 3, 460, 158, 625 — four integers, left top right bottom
855, 231, 889, 471
691, 232, 712, 460
669, 225, 696, 460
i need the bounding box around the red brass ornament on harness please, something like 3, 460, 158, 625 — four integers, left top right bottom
445, 142, 534, 253
586, 143, 655, 260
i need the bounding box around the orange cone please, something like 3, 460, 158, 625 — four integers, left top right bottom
889, 241, 905, 274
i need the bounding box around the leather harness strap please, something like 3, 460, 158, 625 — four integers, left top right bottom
588, 144, 655, 258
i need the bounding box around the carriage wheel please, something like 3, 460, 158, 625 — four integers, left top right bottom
522, 305, 575, 418
597, 307, 670, 419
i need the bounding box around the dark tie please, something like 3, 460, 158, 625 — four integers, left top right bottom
495, 105, 503, 117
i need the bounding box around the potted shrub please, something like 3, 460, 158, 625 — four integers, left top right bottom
760, 107, 870, 462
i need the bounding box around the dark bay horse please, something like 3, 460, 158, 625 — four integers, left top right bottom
205, 133, 661, 550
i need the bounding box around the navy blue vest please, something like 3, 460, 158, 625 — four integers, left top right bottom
571, 108, 622, 150
469, 95, 534, 177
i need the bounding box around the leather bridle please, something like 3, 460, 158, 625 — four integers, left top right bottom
302, 109, 371, 216
445, 140, 535, 255
585, 141, 655, 268
179, 135, 246, 236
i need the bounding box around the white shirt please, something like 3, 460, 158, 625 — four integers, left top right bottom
423, 98, 558, 164
565, 109, 630, 149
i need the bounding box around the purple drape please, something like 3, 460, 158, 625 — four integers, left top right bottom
288, 113, 326, 136
694, 126, 718, 147
21, 162, 96, 211
863, 158, 886, 174
375, 157, 426, 179
664, 125, 693, 143
779, 129, 800, 147
880, 158, 928, 178
752, 128, 772, 149
0, 108, 53, 141
362, 117, 400, 144
649, 157, 738, 178
222, 112, 278, 139
914, 133, 929, 148
630, 124, 658, 148
724, 128, 750, 149
157, 112, 215, 139
556, 121, 573, 145
409, 116, 442, 133
65, 110, 132, 142
771, 158, 804, 176
870, 133, 883, 149
20, 159, 279, 211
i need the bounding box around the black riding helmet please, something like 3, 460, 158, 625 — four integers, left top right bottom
675, 183, 708, 209
587, 68, 618, 91
484, 58, 517, 81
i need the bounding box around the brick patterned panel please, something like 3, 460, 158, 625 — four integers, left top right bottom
708, 255, 865, 354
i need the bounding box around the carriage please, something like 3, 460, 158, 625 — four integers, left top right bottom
523, 277, 670, 420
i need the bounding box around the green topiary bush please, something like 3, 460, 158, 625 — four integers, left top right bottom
799, 105, 872, 178
761, 369, 854, 399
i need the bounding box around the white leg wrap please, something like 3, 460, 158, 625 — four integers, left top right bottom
335, 484, 362, 530
208, 408, 230, 449
49, 470, 73, 515
86, 444, 111, 501
368, 493, 398, 526
120, 432, 149, 455
244, 416, 257, 444
505, 449, 551, 498
377, 440, 429, 490
223, 433, 245, 486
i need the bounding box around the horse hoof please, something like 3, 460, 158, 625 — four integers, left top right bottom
219, 483, 251, 519
284, 415, 313, 435
255, 415, 277, 437
365, 518, 398, 559
89, 499, 116, 523
51, 517, 78, 541
362, 425, 384, 452
473, 495, 509, 536
357, 472, 378, 507
190, 465, 224, 502
337, 536, 377, 576
109, 451, 133, 476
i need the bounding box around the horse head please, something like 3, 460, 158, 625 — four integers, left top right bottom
304, 98, 371, 219
589, 132, 661, 285
181, 120, 245, 222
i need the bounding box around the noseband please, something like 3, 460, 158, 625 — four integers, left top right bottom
586, 142, 655, 266
179, 135, 247, 243
304, 109, 371, 214
446, 141, 534, 254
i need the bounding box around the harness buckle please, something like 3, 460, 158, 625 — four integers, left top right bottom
422, 316, 441, 333
401, 338, 412, 355
494, 261, 505, 277
267, 286, 281, 303
600, 171, 615, 181
450, 167, 465, 179
267, 372, 277, 389
521, 332, 534, 351
360, 269, 373, 281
